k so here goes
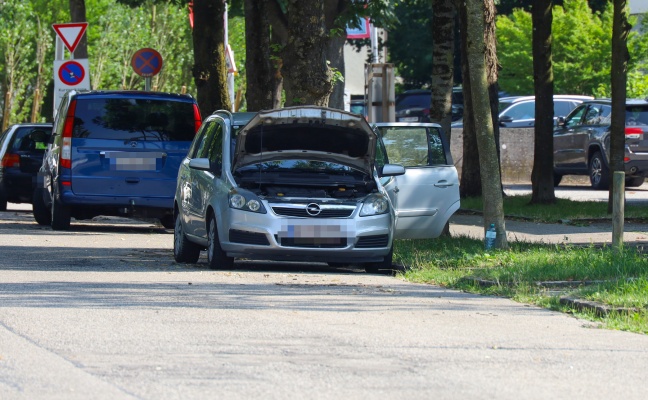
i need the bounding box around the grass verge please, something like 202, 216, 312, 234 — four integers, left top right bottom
394, 235, 648, 334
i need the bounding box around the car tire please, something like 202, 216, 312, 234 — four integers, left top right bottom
589, 152, 610, 190
553, 173, 563, 187
50, 185, 71, 230
365, 245, 394, 274
173, 213, 201, 263
207, 213, 234, 270
159, 214, 175, 229
626, 177, 645, 188
0, 187, 7, 211
32, 187, 52, 226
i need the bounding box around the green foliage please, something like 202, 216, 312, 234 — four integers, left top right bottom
496, 0, 646, 97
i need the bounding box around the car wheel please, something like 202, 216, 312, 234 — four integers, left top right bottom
50, 185, 71, 230
0, 187, 7, 211
159, 214, 175, 229
32, 187, 52, 226
207, 213, 234, 270
173, 213, 201, 263
589, 152, 610, 190
365, 245, 394, 274
553, 172, 563, 187
626, 176, 645, 188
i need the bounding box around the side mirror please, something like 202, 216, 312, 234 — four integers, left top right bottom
556, 116, 566, 127
188, 158, 211, 171
500, 115, 513, 123
379, 163, 406, 177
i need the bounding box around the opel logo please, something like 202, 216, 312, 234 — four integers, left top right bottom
306, 203, 321, 216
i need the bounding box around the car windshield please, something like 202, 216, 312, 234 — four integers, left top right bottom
396, 93, 430, 111
72, 97, 196, 141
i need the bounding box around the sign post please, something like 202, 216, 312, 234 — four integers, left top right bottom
131, 48, 163, 91
52, 22, 90, 116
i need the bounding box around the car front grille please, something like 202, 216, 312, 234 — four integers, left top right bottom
229, 229, 270, 246
271, 204, 355, 218
355, 234, 389, 248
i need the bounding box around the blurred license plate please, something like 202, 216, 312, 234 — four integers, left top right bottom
399, 117, 418, 122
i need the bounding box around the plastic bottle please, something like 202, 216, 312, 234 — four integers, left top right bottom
485, 223, 497, 250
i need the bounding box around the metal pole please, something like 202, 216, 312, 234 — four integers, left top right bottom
612, 171, 625, 249
145, 77, 151, 91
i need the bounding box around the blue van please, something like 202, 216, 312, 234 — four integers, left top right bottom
33, 90, 202, 230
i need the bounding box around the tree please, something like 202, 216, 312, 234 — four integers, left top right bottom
244, 0, 282, 111
464, 0, 508, 249
608, 0, 631, 214
429, 0, 455, 138
530, 0, 556, 204
192, 0, 231, 116
69, 0, 88, 58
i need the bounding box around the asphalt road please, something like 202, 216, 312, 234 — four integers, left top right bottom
1, 202, 648, 400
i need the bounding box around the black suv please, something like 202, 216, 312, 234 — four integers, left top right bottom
395, 88, 464, 122
553, 99, 648, 189
0, 123, 52, 210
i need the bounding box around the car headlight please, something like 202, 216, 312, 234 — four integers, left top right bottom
360, 194, 389, 216
229, 191, 266, 213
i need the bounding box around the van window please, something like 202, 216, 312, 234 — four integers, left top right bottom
72, 98, 195, 141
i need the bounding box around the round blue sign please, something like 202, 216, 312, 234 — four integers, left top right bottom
58, 60, 85, 86
131, 48, 163, 77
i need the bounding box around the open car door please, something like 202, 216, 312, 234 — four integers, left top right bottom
374, 123, 460, 239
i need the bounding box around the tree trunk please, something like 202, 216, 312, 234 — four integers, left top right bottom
530, 0, 556, 204
192, 0, 231, 118
244, 0, 281, 111
280, 0, 334, 106
608, 0, 631, 211
327, 34, 346, 110
464, 0, 508, 249
458, 3, 481, 198
429, 0, 455, 140
69, 0, 88, 59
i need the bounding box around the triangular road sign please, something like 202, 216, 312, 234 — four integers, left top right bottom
52, 22, 88, 54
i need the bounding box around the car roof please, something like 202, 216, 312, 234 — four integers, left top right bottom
69, 90, 196, 102
500, 95, 594, 104
581, 98, 648, 106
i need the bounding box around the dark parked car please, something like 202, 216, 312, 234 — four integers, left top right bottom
553, 98, 648, 189
33, 90, 202, 229
0, 123, 52, 210
395, 88, 464, 123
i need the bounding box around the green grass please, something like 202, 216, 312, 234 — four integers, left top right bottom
394, 235, 648, 334
460, 195, 648, 222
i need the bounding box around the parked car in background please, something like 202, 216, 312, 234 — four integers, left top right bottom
33, 90, 202, 230
395, 88, 464, 123
350, 98, 367, 118
173, 107, 459, 273
553, 98, 648, 189
498, 95, 593, 128
0, 123, 52, 210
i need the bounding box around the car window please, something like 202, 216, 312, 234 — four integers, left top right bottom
503, 102, 535, 120
554, 101, 575, 118
626, 106, 648, 126
72, 97, 196, 141
564, 105, 587, 128
195, 121, 223, 166
10, 126, 52, 152
187, 122, 209, 159
582, 104, 611, 126
378, 126, 447, 167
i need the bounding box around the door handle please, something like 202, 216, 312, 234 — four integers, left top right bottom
125, 177, 140, 184
434, 181, 454, 188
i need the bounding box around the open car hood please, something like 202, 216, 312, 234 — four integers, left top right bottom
232, 106, 377, 173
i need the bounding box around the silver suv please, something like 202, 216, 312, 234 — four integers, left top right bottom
173, 107, 460, 272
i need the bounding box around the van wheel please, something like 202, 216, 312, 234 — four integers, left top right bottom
365, 246, 394, 274
159, 214, 175, 229
626, 177, 645, 188
173, 214, 201, 263
0, 188, 7, 211
207, 214, 234, 270
589, 152, 610, 190
50, 185, 71, 230
32, 187, 52, 225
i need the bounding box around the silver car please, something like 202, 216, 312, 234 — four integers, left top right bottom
173, 107, 459, 272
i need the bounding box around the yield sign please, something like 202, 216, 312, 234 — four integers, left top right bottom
52, 22, 88, 53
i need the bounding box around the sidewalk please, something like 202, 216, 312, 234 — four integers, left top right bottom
449, 213, 648, 246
